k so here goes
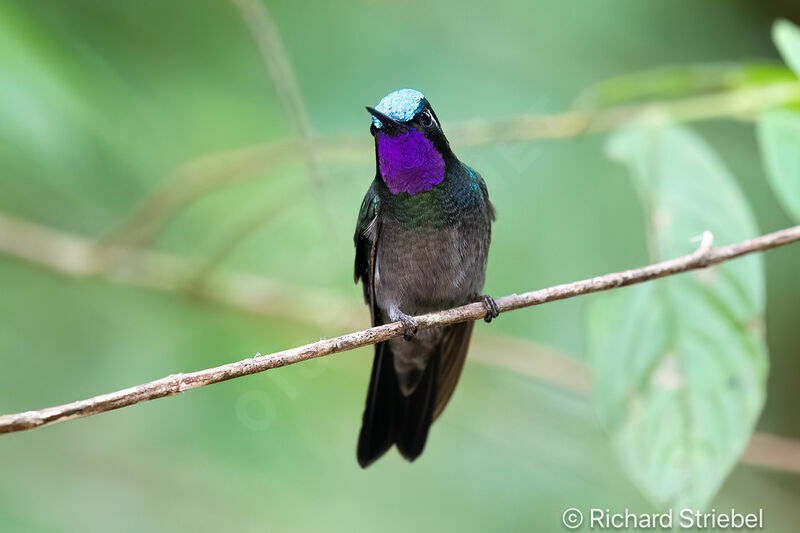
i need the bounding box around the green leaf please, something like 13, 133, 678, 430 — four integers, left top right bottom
773, 19, 800, 78
757, 109, 800, 222
592, 125, 768, 509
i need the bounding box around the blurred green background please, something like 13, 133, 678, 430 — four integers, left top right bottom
1, 1, 800, 531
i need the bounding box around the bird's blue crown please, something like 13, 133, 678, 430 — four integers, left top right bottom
372, 88, 428, 128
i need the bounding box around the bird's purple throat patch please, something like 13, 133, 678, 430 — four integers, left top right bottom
378, 129, 445, 195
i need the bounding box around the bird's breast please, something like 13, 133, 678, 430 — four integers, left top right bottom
374, 211, 490, 315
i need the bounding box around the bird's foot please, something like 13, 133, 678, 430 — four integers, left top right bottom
480, 295, 500, 323
390, 310, 419, 340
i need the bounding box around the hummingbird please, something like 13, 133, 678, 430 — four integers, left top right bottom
354, 88, 498, 467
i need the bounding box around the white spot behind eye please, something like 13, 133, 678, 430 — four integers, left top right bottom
420, 110, 434, 127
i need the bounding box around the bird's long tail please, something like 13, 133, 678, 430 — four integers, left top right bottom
356, 341, 440, 468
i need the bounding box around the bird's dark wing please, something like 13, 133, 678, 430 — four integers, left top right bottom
354, 181, 380, 317
354, 181, 396, 467
433, 321, 474, 420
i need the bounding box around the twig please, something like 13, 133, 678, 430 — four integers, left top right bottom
570, 62, 769, 110
100, 140, 299, 250
0, 211, 362, 331
448, 81, 800, 145
2, 225, 799, 435
0, 210, 590, 397
743, 433, 800, 474
2, 214, 799, 472
468, 334, 800, 474
231, 0, 328, 225
93, 80, 800, 263
187, 193, 297, 284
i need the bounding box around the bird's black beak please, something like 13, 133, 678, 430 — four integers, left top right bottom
366, 106, 406, 136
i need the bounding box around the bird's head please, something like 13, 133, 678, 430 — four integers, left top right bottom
366, 89, 451, 195
366, 88, 449, 148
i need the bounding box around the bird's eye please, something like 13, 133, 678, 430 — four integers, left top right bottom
419, 110, 433, 127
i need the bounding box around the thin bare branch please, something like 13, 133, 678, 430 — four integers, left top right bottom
469, 335, 800, 475
1, 213, 800, 472
448, 81, 800, 145
1, 224, 798, 436
0, 211, 361, 331
100, 140, 299, 250
101, 0, 334, 258
231, 0, 323, 183
95, 80, 800, 258
0, 210, 585, 387
743, 433, 800, 474
470, 334, 592, 394
187, 194, 297, 285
